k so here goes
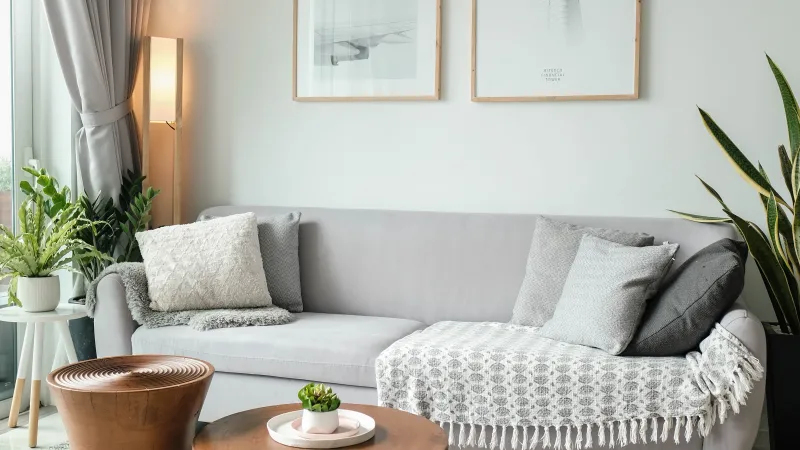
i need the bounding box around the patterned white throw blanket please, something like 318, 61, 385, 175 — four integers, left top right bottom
376, 322, 763, 449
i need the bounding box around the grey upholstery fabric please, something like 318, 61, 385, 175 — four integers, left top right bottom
199, 207, 724, 325
539, 236, 679, 354
131, 312, 425, 388
92, 206, 765, 450
200, 212, 304, 312
201, 372, 378, 422
512, 216, 655, 327
625, 239, 748, 356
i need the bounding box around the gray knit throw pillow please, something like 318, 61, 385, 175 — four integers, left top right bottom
511, 216, 654, 327
539, 235, 679, 355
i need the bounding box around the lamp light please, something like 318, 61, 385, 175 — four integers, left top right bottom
142, 35, 183, 225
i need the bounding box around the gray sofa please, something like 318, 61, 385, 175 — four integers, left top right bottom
92, 206, 766, 450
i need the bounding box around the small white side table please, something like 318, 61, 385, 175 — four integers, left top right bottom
0, 304, 86, 448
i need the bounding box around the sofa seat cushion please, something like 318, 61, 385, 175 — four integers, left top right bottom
131, 312, 426, 388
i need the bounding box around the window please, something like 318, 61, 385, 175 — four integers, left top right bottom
0, 0, 32, 415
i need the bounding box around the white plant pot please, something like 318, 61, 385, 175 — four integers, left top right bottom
18, 276, 60, 312
301, 409, 339, 434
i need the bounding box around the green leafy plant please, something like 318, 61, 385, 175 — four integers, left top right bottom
3, 167, 111, 306
298, 383, 341, 412
672, 55, 800, 335
76, 171, 159, 282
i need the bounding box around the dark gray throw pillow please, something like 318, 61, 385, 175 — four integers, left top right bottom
623, 238, 748, 356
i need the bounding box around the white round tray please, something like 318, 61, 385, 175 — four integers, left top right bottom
267, 409, 376, 449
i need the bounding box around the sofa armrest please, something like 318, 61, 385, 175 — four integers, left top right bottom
703, 301, 767, 450
93, 273, 138, 358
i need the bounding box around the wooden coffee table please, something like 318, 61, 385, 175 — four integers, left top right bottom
193, 404, 448, 450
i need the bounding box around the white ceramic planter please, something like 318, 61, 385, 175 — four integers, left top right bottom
301, 409, 339, 434
18, 276, 60, 312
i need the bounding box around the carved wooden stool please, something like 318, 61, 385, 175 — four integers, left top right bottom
47, 355, 214, 450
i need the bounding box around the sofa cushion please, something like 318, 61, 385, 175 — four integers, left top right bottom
131, 312, 426, 388
201, 212, 303, 313
624, 238, 748, 356
137, 212, 272, 311
511, 216, 655, 327
538, 235, 678, 354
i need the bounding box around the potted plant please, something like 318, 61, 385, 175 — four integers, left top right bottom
1, 167, 110, 312
298, 383, 341, 434
65, 171, 158, 360
671, 55, 800, 450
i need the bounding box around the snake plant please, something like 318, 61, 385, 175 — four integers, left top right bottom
672, 55, 800, 334
3, 167, 111, 306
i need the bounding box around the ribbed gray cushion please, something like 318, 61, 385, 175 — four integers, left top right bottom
624, 238, 748, 356
255, 212, 303, 312
201, 212, 303, 312
538, 235, 679, 354
511, 216, 655, 327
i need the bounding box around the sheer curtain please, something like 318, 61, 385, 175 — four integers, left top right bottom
42, 0, 151, 201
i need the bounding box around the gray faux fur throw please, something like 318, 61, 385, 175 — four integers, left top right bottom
86, 263, 293, 331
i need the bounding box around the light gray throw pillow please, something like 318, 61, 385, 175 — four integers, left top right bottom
511, 217, 654, 327
137, 212, 272, 312
202, 212, 304, 313
538, 235, 679, 355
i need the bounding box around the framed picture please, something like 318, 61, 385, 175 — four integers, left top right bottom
293, 0, 441, 101
471, 0, 641, 102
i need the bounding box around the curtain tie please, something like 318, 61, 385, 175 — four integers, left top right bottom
80, 98, 133, 128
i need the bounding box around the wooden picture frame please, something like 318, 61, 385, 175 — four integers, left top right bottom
471, 0, 641, 102
293, 0, 442, 102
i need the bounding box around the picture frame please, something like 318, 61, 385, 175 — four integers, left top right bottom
471, 0, 642, 102
293, 0, 442, 102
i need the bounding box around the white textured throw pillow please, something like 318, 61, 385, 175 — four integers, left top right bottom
538, 235, 679, 355
137, 212, 272, 312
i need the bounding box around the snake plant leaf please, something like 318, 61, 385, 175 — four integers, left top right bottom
756, 262, 790, 333
779, 145, 796, 202
695, 176, 728, 209
768, 193, 791, 268
699, 107, 791, 209
766, 193, 800, 273
726, 209, 800, 333
768, 54, 800, 160
666, 210, 732, 223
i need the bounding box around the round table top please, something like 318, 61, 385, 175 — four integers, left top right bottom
48, 355, 215, 393
193, 404, 448, 450
0, 304, 87, 323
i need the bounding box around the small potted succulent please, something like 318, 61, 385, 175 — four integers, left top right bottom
298, 383, 341, 434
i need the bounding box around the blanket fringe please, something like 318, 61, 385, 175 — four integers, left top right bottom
531, 426, 540, 450
585, 424, 593, 448
522, 425, 528, 450
467, 423, 477, 447
438, 351, 762, 450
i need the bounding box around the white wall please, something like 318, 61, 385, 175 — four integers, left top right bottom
148, 0, 800, 321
